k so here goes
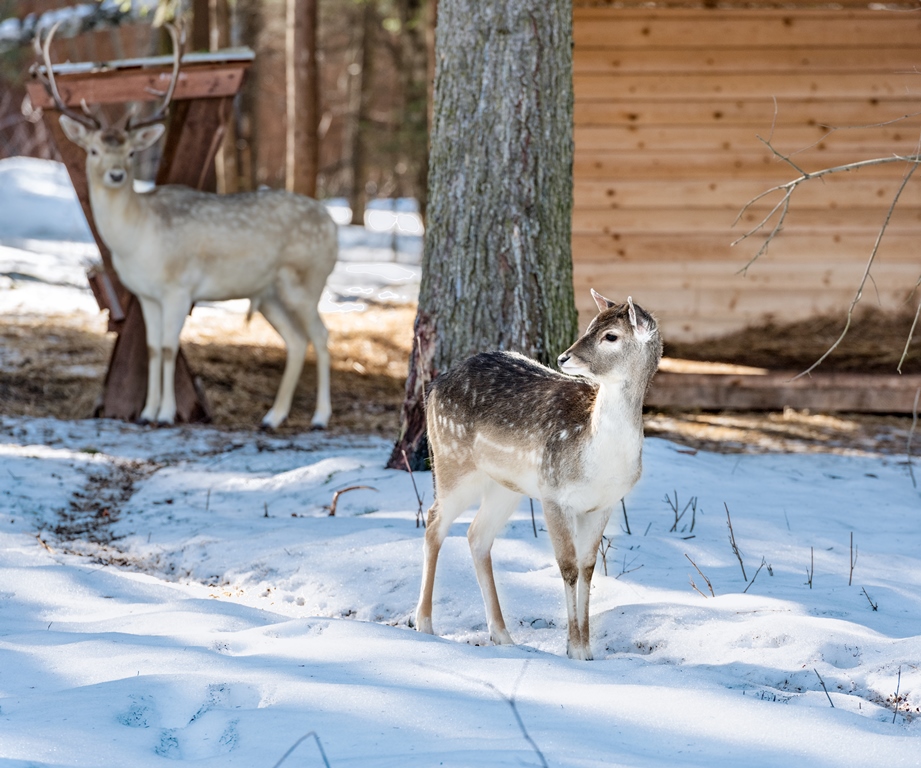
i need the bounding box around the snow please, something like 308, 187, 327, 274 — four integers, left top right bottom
1, 159, 920, 766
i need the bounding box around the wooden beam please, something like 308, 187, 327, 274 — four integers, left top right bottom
647, 371, 921, 414
27, 61, 249, 109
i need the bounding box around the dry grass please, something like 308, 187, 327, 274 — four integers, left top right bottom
0, 304, 415, 436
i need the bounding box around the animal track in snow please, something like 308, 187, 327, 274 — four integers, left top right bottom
144, 683, 259, 760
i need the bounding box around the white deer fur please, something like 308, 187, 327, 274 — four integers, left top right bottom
59, 116, 337, 429
416, 290, 662, 660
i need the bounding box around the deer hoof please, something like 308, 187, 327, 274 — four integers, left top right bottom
566, 643, 594, 661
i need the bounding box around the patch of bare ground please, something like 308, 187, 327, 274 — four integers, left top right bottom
0, 303, 914, 456
0, 303, 415, 436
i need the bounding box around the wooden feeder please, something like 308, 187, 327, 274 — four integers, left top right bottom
27, 47, 254, 423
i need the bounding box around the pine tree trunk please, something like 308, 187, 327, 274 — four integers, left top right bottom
387, 0, 577, 470
286, 0, 320, 197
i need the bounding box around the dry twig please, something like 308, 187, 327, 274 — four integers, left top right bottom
908, 387, 920, 489
742, 557, 768, 594
685, 553, 715, 597
861, 587, 878, 612
402, 449, 426, 528
725, 503, 747, 582
326, 485, 378, 517
893, 666, 903, 724
814, 668, 835, 708
849, 532, 857, 586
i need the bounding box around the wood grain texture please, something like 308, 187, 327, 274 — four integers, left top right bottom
572, 6, 921, 342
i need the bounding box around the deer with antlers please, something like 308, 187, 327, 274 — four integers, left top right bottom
38, 23, 337, 429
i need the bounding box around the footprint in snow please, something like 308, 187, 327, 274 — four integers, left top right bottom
146, 683, 257, 760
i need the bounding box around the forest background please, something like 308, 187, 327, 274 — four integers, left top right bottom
0, 0, 429, 227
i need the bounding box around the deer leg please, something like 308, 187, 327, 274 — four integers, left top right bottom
258, 298, 308, 430
416, 474, 480, 636
467, 482, 521, 646
302, 304, 331, 430
155, 292, 192, 425
136, 296, 163, 425
277, 276, 331, 429
570, 507, 614, 662
543, 501, 585, 659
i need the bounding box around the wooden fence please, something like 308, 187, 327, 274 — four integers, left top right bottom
572, 6, 921, 341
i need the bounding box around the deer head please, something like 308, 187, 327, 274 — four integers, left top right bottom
557, 289, 662, 383
36, 20, 182, 188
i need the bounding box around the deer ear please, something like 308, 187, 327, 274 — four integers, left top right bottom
59, 114, 91, 148
130, 123, 166, 152
627, 296, 655, 343
591, 288, 616, 313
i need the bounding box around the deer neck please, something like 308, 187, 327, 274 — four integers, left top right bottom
86, 172, 149, 258
589, 374, 646, 442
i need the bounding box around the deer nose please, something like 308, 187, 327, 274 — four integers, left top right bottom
107, 169, 126, 184
557, 352, 570, 368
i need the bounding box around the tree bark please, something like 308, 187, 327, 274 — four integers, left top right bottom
388, 0, 578, 470
349, 0, 377, 225
286, 0, 320, 197
396, 0, 430, 218
253, 0, 288, 189
210, 0, 239, 194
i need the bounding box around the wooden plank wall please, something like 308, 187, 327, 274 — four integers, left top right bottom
572, 6, 921, 341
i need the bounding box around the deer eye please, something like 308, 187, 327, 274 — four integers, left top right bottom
603, 332, 619, 343
90, 148, 99, 156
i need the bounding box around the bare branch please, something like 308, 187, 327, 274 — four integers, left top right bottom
792, 161, 919, 380
684, 553, 715, 597
898, 299, 921, 374
326, 485, 378, 517
908, 387, 920, 490
742, 557, 767, 594
814, 669, 835, 708
725, 503, 747, 582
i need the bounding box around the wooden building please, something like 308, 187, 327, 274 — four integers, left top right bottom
571, 2, 921, 341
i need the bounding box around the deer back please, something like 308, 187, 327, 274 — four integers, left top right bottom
426, 294, 661, 498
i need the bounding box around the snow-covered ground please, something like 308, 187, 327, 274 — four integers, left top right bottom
1, 159, 920, 767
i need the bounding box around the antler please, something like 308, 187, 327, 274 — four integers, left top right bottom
129, 23, 183, 130
34, 20, 100, 129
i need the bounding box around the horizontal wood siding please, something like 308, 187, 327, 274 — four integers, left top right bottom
572, 7, 921, 340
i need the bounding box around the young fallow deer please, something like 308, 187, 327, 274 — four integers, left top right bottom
40, 23, 337, 429
416, 291, 662, 660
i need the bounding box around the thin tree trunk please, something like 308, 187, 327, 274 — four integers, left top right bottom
253, 0, 288, 189
286, 0, 320, 197
388, 0, 578, 470
397, 0, 430, 219
349, 0, 376, 225
210, 0, 238, 194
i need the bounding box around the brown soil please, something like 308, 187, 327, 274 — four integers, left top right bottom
0, 303, 915, 456
0, 304, 415, 437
